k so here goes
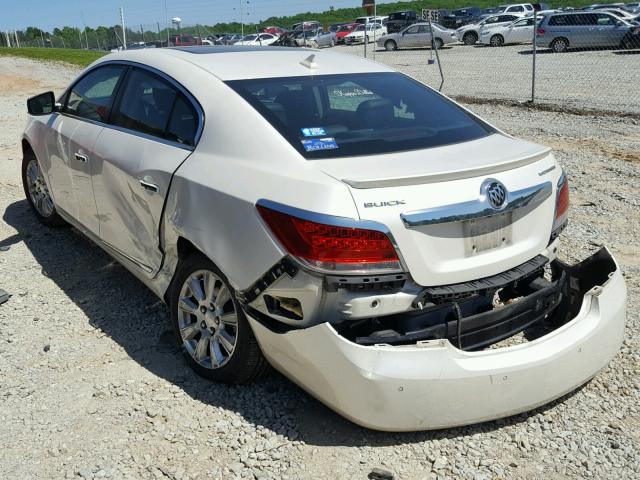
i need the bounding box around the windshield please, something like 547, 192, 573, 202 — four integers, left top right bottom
227, 73, 493, 160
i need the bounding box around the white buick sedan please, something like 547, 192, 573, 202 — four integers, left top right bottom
22, 46, 626, 431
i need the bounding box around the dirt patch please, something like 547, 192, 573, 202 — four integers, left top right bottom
0, 73, 47, 95
543, 138, 640, 164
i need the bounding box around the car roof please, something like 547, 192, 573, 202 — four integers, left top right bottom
94, 46, 395, 81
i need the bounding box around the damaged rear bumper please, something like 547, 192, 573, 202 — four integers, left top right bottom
246, 248, 626, 431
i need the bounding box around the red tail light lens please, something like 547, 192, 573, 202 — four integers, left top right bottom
536, 28, 545, 35
551, 171, 569, 239
257, 205, 402, 273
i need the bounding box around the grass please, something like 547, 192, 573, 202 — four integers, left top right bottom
0, 48, 106, 67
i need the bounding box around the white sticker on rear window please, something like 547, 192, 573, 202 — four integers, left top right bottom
301, 137, 338, 152
301, 127, 327, 137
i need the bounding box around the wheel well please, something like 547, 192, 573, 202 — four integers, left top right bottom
177, 236, 199, 261
22, 139, 35, 158
464, 31, 477, 38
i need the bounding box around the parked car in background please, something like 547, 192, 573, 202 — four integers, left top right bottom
234, 33, 278, 46
355, 15, 388, 26
537, 11, 633, 51
221, 33, 244, 45
456, 13, 525, 44
441, 7, 484, 29
262, 26, 287, 36
494, 3, 535, 14
386, 10, 419, 33
170, 34, 204, 47
22, 47, 626, 432
329, 22, 351, 33
533, 3, 552, 10
344, 23, 387, 44
586, 3, 628, 9
272, 30, 299, 47
307, 29, 338, 48
378, 22, 457, 50
291, 21, 321, 31
599, 7, 639, 19
480, 16, 537, 46
336, 23, 359, 43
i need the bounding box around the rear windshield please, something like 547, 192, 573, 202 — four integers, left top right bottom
226, 73, 493, 159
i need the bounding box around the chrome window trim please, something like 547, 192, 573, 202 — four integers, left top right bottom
400, 181, 552, 227
256, 199, 408, 274
58, 60, 204, 151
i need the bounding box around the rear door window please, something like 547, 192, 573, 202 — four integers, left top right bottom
64, 65, 126, 122
111, 68, 178, 139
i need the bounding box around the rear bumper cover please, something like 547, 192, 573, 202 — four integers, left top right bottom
247, 248, 626, 431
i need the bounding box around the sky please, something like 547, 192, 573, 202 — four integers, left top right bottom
2, 0, 372, 31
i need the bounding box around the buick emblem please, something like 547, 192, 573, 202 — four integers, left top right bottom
483, 180, 508, 210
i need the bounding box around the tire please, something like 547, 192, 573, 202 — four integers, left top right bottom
169, 253, 269, 384
21, 148, 66, 227
550, 37, 569, 53
463, 32, 477, 45
489, 34, 504, 47
433, 38, 444, 49
330, 38, 335, 47
365, 35, 370, 44
384, 39, 397, 51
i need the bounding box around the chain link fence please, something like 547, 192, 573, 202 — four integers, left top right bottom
2, 6, 639, 115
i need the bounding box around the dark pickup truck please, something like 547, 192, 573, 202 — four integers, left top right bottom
386, 10, 419, 33
440, 7, 483, 29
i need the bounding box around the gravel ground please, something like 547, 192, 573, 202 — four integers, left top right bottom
338, 42, 640, 115
0, 56, 639, 480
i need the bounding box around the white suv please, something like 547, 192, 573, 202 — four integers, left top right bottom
22, 47, 626, 431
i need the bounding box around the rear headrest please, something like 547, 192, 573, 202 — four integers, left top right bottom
274, 89, 320, 127
356, 99, 394, 129
152, 87, 177, 113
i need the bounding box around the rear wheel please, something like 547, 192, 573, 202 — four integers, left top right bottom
490, 34, 504, 47
463, 32, 477, 45
550, 37, 569, 53
170, 253, 269, 384
21, 149, 66, 227
384, 39, 397, 51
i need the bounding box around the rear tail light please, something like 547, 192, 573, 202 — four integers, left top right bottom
550, 170, 569, 241
536, 27, 545, 35
257, 204, 402, 274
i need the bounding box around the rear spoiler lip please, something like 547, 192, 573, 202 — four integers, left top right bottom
342, 148, 552, 189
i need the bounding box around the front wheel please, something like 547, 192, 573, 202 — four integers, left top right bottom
463, 32, 477, 45
384, 39, 397, 51
433, 38, 444, 49
490, 34, 504, 47
22, 150, 66, 227
170, 254, 269, 384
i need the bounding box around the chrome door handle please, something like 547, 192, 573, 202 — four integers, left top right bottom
139, 179, 159, 192
74, 153, 88, 162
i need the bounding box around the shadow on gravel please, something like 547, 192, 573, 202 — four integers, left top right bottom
3, 199, 586, 447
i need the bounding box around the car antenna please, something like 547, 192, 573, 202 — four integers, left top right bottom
300, 54, 318, 69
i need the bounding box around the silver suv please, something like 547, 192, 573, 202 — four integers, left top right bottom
537, 11, 632, 51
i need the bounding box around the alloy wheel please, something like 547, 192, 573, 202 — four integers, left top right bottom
177, 269, 239, 369
25, 159, 54, 217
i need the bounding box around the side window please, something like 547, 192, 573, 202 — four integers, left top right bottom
65, 65, 125, 122
418, 25, 430, 33
509, 6, 524, 12
525, 5, 534, 10
165, 95, 198, 147
111, 68, 177, 139
596, 14, 616, 25
406, 25, 420, 34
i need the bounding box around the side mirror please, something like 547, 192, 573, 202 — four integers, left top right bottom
27, 91, 57, 115
616, 20, 623, 26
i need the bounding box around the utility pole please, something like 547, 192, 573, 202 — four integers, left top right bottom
120, 6, 127, 49
240, 0, 244, 36
164, 0, 170, 47
78, 30, 83, 49
81, 11, 89, 49
140, 24, 145, 44
40, 30, 45, 48
15, 30, 20, 48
